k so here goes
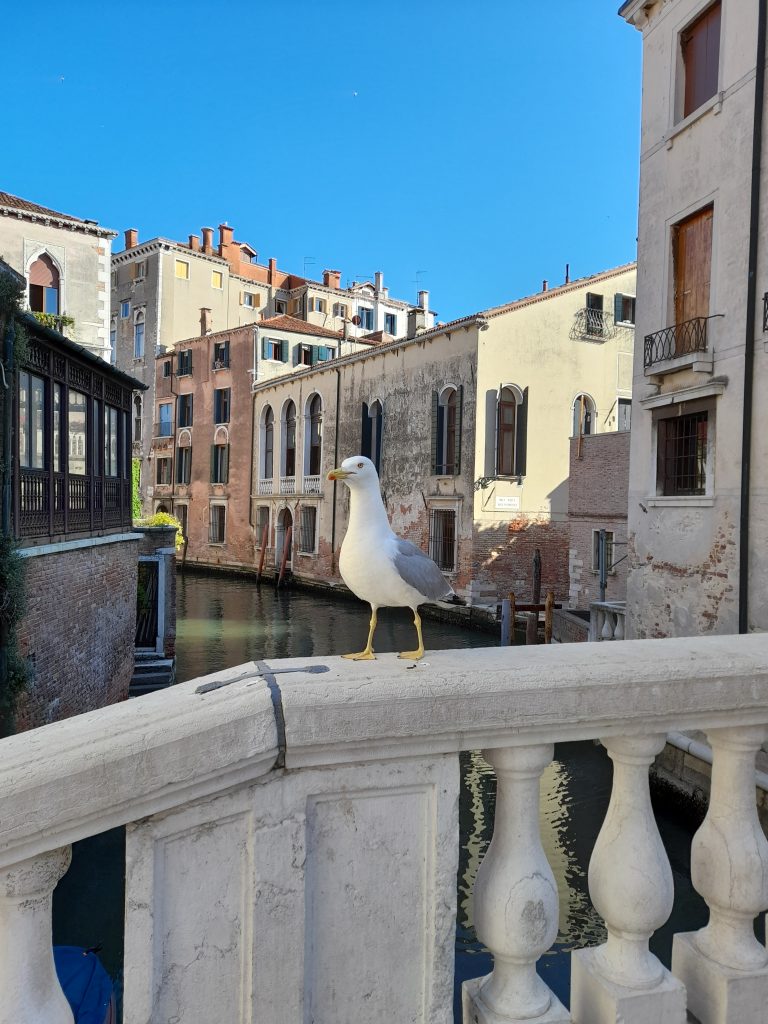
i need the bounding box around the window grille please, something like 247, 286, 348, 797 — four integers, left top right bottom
209, 505, 226, 543
299, 506, 317, 553
428, 509, 456, 572
657, 411, 708, 496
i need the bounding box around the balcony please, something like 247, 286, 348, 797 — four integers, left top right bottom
280, 475, 296, 495
643, 315, 720, 373
3, 636, 768, 1022
31, 311, 75, 336
302, 474, 322, 495
257, 478, 274, 495
571, 307, 616, 341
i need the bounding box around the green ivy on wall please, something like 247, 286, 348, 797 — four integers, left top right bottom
132, 458, 142, 519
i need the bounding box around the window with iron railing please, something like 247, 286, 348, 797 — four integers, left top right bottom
657, 411, 708, 496
428, 508, 456, 572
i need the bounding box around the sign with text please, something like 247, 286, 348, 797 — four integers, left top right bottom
495, 495, 520, 511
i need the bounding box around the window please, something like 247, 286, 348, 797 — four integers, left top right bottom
657, 410, 708, 496
618, 398, 632, 432
673, 205, 713, 330
290, 297, 303, 316
163, 360, 171, 378
111, 270, 117, 288
158, 403, 173, 436
211, 270, 223, 289
384, 313, 397, 335
176, 446, 192, 484
109, 320, 116, 364
307, 394, 323, 476
133, 311, 145, 359
308, 297, 327, 313
592, 530, 615, 573
495, 385, 528, 477
133, 260, 147, 280
68, 390, 88, 475
213, 340, 230, 369
177, 350, 192, 376
333, 302, 348, 319
214, 387, 231, 424
133, 395, 142, 443
209, 504, 226, 543
614, 294, 636, 325
282, 401, 296, 476
585, 292, 605, 337
156, 457, 172, 485
211, 443, 229, 484
120, 300, 130, 319
262, 337, 288, 362
263, 407, 274, 479
53, 383, 62, 472
358, 306, 374, 331
681, 2, 721, 119
242, 292, 259, 308
428, 509, 456, 572
297, 344, 314, 366
361, 400, 383, 472
175, 503, 188, 541
177, 393, 193, 428
274, 299, 287, 315
573, 394, 596, 437
299, 506, 317, 553
104, 406, 119, 477
432, 387, 462, 476
256, 505, 270, 544
28, 254, 60, 315
19, 371, 45, 469
175, 260, 190, 280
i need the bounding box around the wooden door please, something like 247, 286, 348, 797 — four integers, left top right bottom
674, 206, 712, 329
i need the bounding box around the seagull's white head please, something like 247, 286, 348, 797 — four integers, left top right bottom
327, 455, 380, 490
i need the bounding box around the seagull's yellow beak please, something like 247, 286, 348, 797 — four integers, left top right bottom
327, 467, 353, 481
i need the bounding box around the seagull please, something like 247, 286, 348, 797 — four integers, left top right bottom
327, 455, 456, 660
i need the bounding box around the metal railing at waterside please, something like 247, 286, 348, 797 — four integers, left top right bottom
4, 638, 768, 1022
644, 316, 710, 367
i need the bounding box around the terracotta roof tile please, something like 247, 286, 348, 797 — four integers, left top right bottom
258, 314, 342, 340
0, 190, 88, 224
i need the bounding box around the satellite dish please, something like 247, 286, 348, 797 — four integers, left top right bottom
351, 315, 361, 326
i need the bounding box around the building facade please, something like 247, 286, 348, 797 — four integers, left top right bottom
0, 191, 116, 360
621, 0, 766, 637
179, 263, 635, 604
113, 222, 432, 504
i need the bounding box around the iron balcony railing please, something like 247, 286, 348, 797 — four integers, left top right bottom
571, 308, 617, 341
643, 316, 717, 368
153, 421, 174, 438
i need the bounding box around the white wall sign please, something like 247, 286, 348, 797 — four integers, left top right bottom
495, 496, 520, 511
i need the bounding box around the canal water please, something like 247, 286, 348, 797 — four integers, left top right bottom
53, 572, 708, 1021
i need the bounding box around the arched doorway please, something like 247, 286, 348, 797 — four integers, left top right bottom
275, 507, 293, 570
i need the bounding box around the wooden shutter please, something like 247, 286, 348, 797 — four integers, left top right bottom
361, 402, 372, 457
682, 2, 721, 117
261, 337, 269, 360
454, 384, 463, 475
223, 445, 229, 484
673, 205, 712, 328
281, 340, 289, 362
614, 293, 624, 323
430, 391, 439, 473
210, 445, 216, 482
515, 387, 528, 476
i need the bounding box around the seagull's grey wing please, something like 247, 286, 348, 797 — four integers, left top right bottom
393, 538, 454, 602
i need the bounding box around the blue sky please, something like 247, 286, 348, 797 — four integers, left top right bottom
2, 1, 641, 322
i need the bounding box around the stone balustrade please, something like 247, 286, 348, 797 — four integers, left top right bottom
589, 600, 627, 641
2, 635, 768, 1023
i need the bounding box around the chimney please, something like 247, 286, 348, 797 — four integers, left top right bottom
219, 223, 234, 253
124, 228, 138, 250
565, 263, 570, 284
189, 234, 200, 251
418, 289, 429, 311
374, 271, 384, 294
269, 257, 277, 284
201, 227, 214, 254
200, 308, 212, 335
407, 306, 427, 340
542, 280, 548, 292
323, 269, 341, 289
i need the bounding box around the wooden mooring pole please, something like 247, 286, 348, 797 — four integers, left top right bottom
500, 599, 512, 646
277, 525, 292, 588
544, 590, 554, 644
256, 524, 268, 583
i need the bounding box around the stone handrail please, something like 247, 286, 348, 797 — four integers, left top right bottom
3, 635, 768, 1023
590, 600, 627, 641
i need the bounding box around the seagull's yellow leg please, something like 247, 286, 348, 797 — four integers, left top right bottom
399, 610, 425, 661
342, 607, 377, 660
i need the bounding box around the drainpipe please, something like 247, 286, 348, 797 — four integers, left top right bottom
1, 319, 13, 535
739, 0, 767, 634
330, 366, 341, 574
248, 325, 260, 531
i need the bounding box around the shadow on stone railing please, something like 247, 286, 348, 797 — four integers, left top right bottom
2, 637, 768, 1022
590, 600, 626, 641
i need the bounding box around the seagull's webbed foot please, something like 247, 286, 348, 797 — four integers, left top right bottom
343, 609, 377, 661
399, 610, 425, 661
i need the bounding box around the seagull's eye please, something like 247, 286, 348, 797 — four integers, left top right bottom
357, 462, 364, 468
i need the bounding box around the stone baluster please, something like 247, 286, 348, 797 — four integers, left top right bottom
672, 725, 768, 1023
600, 610, 614, 641
571, 735, 685, 1023
613, 611, 625, 641
0, 846, 74, 1024
462, 744, 569, 1023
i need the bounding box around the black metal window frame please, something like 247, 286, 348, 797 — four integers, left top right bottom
428, 507, 457, 572
299, 505, 317, 553
209, 503, 226, 544
657, 410, 709, 496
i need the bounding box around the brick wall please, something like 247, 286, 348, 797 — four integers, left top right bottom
568, 431, 630, 609
468, 517, 571, 604
15, 536, 139, 730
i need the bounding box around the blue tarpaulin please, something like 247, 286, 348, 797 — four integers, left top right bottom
53, 946, 113, 1024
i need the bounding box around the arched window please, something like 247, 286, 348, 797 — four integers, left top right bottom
134, 310, 145, 360
305, 394, 323, 477
262, 406, 274, 480
431, 386, 462, 475
361, 399, 383, 472
573, 394, 596, 437
495, 384, 528, 477
109, 319, 117, 364
28, 253, 60, 314
282, 400, 297, 477
133, 395, 142, 443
